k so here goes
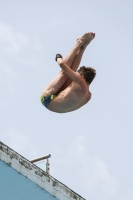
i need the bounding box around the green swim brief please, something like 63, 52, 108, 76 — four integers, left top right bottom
40, 95, 56, 110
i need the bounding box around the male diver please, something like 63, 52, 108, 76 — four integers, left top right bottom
40, 32, 96, 113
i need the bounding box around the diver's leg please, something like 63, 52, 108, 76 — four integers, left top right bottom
64, 32, 93, 68
41, 70, 68, 97
69, 32, 95, 72
60, 33, 95, 90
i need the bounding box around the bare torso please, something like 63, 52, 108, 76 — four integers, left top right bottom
49, 78, 91, 113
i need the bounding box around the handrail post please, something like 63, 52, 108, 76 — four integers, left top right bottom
30, 154, 51, 174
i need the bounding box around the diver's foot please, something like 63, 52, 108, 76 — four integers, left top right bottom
76, 32, 95, 46
76, 32, 90, 47
81, 32, 95, 48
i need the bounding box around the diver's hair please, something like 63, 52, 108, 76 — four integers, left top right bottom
77, 66, 96, 84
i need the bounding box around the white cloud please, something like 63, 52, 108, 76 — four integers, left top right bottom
2, 128, 37, 159
0, 21, 42, 58
0, 21, 43, 98
71, 136, 118, 198
0, 22, 29, 55
52, 135, 118, 200
0, 59, 18, 94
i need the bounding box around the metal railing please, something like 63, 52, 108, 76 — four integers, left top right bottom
30, 154, 51, 175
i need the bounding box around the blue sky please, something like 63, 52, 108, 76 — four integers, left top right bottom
0, 1, 133, 200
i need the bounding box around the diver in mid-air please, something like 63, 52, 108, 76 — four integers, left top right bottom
40, 32, 96, 113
